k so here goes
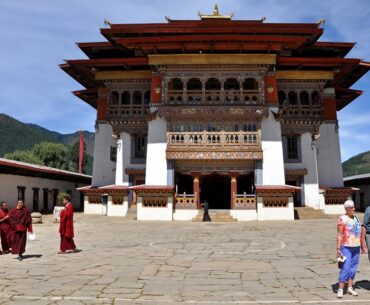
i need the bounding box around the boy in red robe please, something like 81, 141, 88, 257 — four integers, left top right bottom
9, 200, 33, 261
58, 195, 78, 254
0, 202, 12, 253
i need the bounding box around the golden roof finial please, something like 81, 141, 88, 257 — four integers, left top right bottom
213, 4, 219, 16
198, 4, 234, 20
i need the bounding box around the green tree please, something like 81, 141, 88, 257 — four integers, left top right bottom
4, 150, 42, 165
32, 142, 69, 170
70, 139, 88, 173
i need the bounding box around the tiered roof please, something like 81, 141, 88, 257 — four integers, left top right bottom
61, 9, 369, 110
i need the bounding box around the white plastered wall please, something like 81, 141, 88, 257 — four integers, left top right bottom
115, 131, 131, 186
145, 115, 168, 185
261, 108, 285, 185
0, 173, 87, 211
230, 210, 258, 221
301, 132, 320, 209
107, 195, 129, 216
84, 198, 105, 215
257, 196, 295, 221
173, 209, 198, 221
137, 196, 173, 221
317, 123, 344, 187
324, 196, 352, 214
92, 123, 116, 186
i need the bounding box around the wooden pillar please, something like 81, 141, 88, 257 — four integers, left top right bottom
97, 87, 108, 120
230, 175, 238, 209
193, 176, 200, 209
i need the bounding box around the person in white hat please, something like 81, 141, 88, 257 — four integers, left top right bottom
336, 200, 366, 298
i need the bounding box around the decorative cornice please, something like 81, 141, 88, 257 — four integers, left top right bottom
256, 185, 300, 194
149, 54, 276, 66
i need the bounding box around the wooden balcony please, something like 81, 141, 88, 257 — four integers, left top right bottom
107, 105, 149, 118
280, 105, 323, 118
166, 131, 262, 160
168, 131, 260, 147
166, 90, 260, 105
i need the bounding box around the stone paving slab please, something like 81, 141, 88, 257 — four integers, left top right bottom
0, 214, 370, 304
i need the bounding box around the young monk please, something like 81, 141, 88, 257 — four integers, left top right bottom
9, 200, 33, 261
58, 195, 78, 254
0, 202, 12, 253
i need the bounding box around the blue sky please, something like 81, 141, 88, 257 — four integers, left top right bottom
0, 0, 369, 161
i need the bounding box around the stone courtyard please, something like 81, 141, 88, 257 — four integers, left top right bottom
1, 214, 370, 305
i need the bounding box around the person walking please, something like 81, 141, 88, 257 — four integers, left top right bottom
58, 195, 78, 254
336, 200, 366, 298
0, 202, 12, 253
362, 204, 370, 260
9, 200, 33, 261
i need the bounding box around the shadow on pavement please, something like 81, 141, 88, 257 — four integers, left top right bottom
22, 254, 42, 259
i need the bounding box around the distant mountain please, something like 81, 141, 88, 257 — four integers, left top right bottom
0, 113, 95, 158
342, 151, 370, 177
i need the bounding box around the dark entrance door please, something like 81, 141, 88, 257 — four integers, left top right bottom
201, 174, 230, 209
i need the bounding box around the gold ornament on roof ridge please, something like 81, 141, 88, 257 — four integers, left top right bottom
198, 4, 234, 20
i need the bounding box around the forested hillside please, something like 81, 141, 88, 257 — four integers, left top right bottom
0, 113, 94, 157
0, 113, 94, 174
342, 151, 370, 177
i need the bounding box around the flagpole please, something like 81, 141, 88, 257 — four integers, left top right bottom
79, 129, 84, 174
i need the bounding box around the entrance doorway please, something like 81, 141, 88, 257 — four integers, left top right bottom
175, 173, 193, 195
201, 174, 230, 209
237, 174, 254, 194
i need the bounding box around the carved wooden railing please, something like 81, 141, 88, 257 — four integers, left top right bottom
168, 131, 260, 147
175, 194, 197, 209
107, 105, 149, 117
280, 105, 323, 117
233, 194, 256, 210
166, 90, 259, 105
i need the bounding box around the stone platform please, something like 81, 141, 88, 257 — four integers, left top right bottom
0, 214, 370, 304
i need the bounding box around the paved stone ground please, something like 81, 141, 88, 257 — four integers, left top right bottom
1, 214, 370, 305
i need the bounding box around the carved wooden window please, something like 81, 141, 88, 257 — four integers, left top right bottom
288, 91, 298, 105
243, 124, 257, 132
32, 188, 39, 211
205, 78, 221, 90
110, 146, 117, 162
187, 78, 202, 90
243, 78, 258, 90
300, 91, 309, 105
52, 189, 59, 207
110, 91, 119, 105
168, 78, 183, 90
121, 91, 130, 105
17, 186, 26, 201
133, 91, 142, 105
311, 91, 320, 105
144, 90, 151, 105
224, 78, 240, 90
284, 135, 301, 161
278, 91, 286, 105
134, 137, 147, 159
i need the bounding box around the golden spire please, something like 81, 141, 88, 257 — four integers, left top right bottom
213, 4, 219, 16
198, 4, 234, 20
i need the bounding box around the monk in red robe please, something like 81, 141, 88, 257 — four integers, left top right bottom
58, 195, 78, 254
9, 200, 33, 260
0, 202, 12, 253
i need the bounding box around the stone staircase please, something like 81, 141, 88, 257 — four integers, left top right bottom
294, 207, 331, 220
192, 210, 237, 222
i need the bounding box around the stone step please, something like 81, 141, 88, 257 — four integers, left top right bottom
294, 207, 331, 220
192, 212, 238, 222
